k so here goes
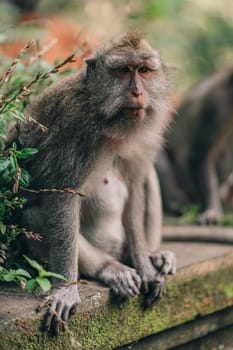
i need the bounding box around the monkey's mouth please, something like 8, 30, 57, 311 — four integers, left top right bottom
124, 106, 145, 119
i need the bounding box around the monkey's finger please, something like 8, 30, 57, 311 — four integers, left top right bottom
43, 302, 57, 332
70, 302, 79, 315
160, 251, 177, 275
125, 271, 141, 296
111, 278, 137, 297
60, 302, 79, 332
52, 301, 63, 335
141, 280, 149, 294
144, 280, 166, 308
129, 289, 139, 297
131, 270, 142, 290
62, 305, 70, 323
150, 254, 164, 271
126, 283, 140, 297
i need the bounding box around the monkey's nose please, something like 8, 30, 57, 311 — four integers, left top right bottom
131, 89, 142, 97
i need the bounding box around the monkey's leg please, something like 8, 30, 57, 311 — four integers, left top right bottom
196, 159, 222, 225
195, 137, 228, 225
144, 168, 176, 306
156, 149, 189, 215
78, 234, 141, 297
220, 171, 233, 206
195, 117, 233, 225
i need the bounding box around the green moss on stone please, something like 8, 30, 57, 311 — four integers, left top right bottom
1, 266, 233, 350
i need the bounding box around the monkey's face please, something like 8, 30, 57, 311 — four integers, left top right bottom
85, 36, 169, 137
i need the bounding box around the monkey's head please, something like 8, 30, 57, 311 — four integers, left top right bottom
85, 32, 169, 138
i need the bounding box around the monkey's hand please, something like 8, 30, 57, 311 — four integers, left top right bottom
150, 250, 176, 276
197, 208, 222, 225
141, 250, 176, 308
37, 284, 80, 335
98, 260, 142, 298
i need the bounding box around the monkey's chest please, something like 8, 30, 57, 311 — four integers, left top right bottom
80, 167, 128, 258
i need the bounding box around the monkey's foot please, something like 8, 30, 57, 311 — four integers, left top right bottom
141, 250, 176, 308
37, 284, 80, 335
143, 274, 166, 308
197, 208, 222, 225
150, 250, 176, 275
98, 261, 141, 297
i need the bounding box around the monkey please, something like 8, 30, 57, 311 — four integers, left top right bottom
156, 64, 233, 225
17, 32, 176, 333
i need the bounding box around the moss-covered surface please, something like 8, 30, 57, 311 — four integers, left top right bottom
1, 255, 233, 350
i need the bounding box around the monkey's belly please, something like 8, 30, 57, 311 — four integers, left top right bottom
81, 169, 128, 258
82, 219, 126, 258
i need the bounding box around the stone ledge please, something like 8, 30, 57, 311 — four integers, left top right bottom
0, 241, 233, 350
117, 307, 233, 349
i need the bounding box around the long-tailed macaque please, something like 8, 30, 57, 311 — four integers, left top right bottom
157, 65, 233, 224
18, 32, 176, 333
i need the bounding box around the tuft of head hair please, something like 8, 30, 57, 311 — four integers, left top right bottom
96, 31, 147, 58
113, 31, 144, 50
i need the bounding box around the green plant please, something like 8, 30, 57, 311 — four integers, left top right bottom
0, 265, 31, 287
177, 205, 201, 225
184, 15, 233, 80
0, 255, 66, 292
24, 255, 67, 292
0, 35, 77, 291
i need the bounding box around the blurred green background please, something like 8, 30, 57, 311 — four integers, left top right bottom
1, 0, 232, 95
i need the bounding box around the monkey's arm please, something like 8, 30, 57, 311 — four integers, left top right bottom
123, 165, 176, 305
78, 234, 141, 297
24, 193, 81, 334
144, 166, 162, 251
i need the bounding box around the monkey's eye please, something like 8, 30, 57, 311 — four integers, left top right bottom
118, 66, 131, 73
138, 66, 150, 74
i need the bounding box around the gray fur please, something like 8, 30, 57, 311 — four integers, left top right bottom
17, 32, 176, 333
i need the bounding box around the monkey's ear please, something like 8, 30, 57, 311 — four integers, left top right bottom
85, 58, 97, 70
85, 58, 97, 78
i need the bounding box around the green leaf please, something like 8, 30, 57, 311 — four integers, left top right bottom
40, 270, 67, 281
8, 109, 25, 122
12, 142, 17, 152
36, 277, 51, 292
9, 154, 18, 172
0, 222, 6, 235
15, 269, 32, 279
0, 158, 10, 172
2, 271, 15, 282
16, 148, 38, 159
24, 255, 43, 273
19, 169, 31, 187
26, 278, 38, 292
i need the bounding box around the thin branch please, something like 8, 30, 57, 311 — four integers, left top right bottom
9, 225, 42, 241
29, 38, 58, 64
13, 166, 21, 193
21, 186, 85, 197
24, 112, 48, 133
0, 40, 34, 89
0, 54, 76, 113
